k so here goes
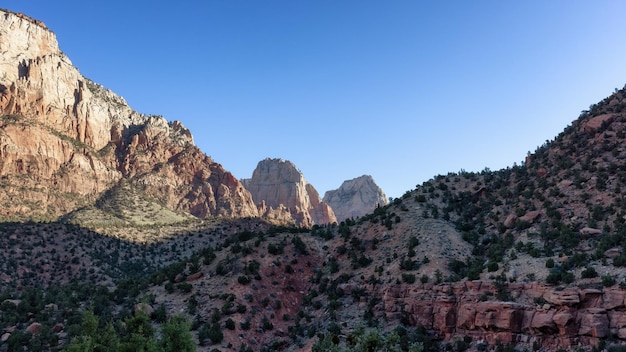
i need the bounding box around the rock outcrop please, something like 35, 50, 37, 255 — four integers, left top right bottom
323, 175, 388, 221
242, 158, 336, 227
374, 281, 626, 350
0, 10, 258, 220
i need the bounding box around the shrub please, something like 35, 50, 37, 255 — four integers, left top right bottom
187, 296, 198, 314
329, 257, 339, 273
152, 304, 167, 323
328, 322, 341, 335
312, 300, 323, 310
177, 282, 192, 293
215, 261, 229, 276
563, 252, 589, 269
164, 282, 174, 294
197, 324, 210, 346
448, 259, 467, 276
284, 265, 294, 274
435, 269, 443, 284
614, 255, 626, 267
207, 322, 223, 344
160, 315, 195, 352
602, 275, 616, 287
237, 275, 251, 285
291, 236, 308, 255
400, 257, 417, 271
221, 301, 234, 316
455, 338, 469, 352
268, 243, 284, 255
546, 268, 563, 285
607, 346, 626, 352
245, 260, 260, 275
581, 267, 598, 279
562, 271, 575, 284
261, 316, 273, 331
236, 304, 247, 314
401, 273, 416, 284
359, 255, 373, 267
407, 247, 416, 258
274, 300, 282, 310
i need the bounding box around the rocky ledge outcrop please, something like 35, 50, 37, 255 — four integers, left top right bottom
369, 281, 626, 350
242, 158, 336, 227
323, 175, 388, 221
0, 10, 258, 220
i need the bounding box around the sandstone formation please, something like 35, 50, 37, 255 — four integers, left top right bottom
242, 158, 336, 227
376, 281, 626, 350
0, 10, 258, 220
323, 174, 388, 221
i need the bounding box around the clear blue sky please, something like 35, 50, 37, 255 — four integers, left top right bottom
5, 1, 626, 198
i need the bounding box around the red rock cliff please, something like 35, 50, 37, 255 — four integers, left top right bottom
374, 280, 626, 350
0, 10, 258, 220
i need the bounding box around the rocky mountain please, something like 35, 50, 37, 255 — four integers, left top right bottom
0, 9, 258, 221
7, 8, 626, 352
323, 174, 388, 222
241, 158, 336, 227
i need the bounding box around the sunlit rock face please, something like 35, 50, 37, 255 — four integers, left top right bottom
323, 175, 388, 222
242, 158, 337, 227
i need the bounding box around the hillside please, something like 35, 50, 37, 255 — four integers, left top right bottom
411, 87, 626, 284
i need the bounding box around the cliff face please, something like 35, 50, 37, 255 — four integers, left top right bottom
323, 175, 388, 221
0, 11, 141, 150
375, 281, 626, 350
0, 10, 258, 220
242, 158, 337, 227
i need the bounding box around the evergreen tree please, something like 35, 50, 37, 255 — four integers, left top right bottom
159, 315, 196, 352
120, 312, 157, 352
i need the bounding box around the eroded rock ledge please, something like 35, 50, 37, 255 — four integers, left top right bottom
360, 280, 626, 349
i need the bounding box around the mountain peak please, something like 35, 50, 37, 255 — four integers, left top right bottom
242, 158, 336, 226
323, 175, 388, 221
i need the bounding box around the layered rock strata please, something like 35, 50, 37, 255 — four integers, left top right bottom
370, 281, 626, 350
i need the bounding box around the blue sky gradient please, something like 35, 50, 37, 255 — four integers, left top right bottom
5, 1, 626, 198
